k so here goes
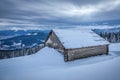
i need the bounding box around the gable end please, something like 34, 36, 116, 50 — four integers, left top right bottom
45, 30, 65, 53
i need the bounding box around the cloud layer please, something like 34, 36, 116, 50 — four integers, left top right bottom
0, 0, 120, 29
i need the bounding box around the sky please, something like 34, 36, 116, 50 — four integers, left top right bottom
0, 0, 120, 30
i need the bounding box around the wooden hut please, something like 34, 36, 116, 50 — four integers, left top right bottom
45, 29, 109, 62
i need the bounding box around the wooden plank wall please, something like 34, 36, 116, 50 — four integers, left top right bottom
65, 45, 108, 61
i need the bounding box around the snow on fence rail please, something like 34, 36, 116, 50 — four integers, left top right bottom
0, 44, 44, 59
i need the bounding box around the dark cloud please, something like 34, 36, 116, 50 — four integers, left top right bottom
0, 0, 120, 29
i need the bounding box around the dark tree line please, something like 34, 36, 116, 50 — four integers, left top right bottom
99, 31, 120, 43
0, 44, 44, 59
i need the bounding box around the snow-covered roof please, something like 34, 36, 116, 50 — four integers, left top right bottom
53, 29, 109, 49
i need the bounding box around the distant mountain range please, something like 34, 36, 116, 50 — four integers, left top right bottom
93, 27, 120, 34
0, 30, 50, 50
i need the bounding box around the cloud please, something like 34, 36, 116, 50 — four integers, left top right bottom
0, 0, 120, 29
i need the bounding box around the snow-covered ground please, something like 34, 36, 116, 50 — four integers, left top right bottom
0, 43, 120, 80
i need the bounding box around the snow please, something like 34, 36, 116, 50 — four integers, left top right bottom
33, 33, 38, 35
109, 43, 120, 51
26, 33, 38, 35
26, 33, 31, 35
0, 43, 120, 80
53, 29, 109, 48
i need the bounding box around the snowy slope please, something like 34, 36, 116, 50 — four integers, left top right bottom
0, 43, 120, 80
